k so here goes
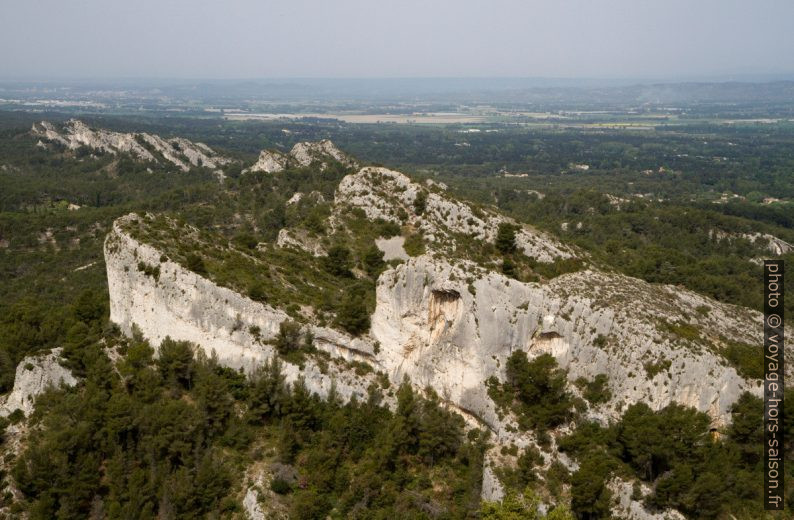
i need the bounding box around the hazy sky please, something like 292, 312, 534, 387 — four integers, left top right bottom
2, 0, 793, 79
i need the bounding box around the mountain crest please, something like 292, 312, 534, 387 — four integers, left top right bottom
245, 138, 356, 174
32, 119, 232, 177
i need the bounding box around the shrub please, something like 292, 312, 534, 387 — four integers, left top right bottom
158, 338, 195, 389
270, 477, 291, 495
274, 320, 307, 355
232, 232, 258, 250
8, 409, 25, 424
501, 258, 518, 279
723, 341, 763, 380
376, 220, 401, 238
323, 245, 352, 277
185, 253, 208, 276
363, 244, 386, 278
576, 374, 612, 405
248, 282, 267, 302
413, 191, 427, 215
489, 352, 576, 431
137, 261, 160, 281
644, 358, 671, 379
403, 233, 426, 257
533, 258, 584, 279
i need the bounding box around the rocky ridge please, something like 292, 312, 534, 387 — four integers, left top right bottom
102, 161, 785, 516
32, 120, 233, 178
335, 167, 573, 262
244, 139, 355, 174
709, 229, 794, 256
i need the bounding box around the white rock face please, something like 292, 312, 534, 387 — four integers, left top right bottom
336, 167, 574, 262
276, 228, 327, 256
290, 139, 354, 168
0, 349, 77, 417
242, 471, 267, 520
286, 191, 325, 206
105, 214, 378, 403
245, 149, 289, 174
244, 139, 356, 174
746, 232, 793, 256
32, 120, 232, 178
609, 479, 685, 520
371, 257, 768, 430
34, 120, 156, 160
709, 229, 793, 256
376, 236, 409, 261
104, 163, 789, 513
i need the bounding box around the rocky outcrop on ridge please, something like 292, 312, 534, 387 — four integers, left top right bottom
290, 140, 354, 168
371, 256, 764, 431
244, 139, 356, 174
246, 149, 290, 174
709, 229, 793, 256
0, 349, 77, 417
336, 166, 574, 262
32, 120, 233, 178
105, 214, 380, 401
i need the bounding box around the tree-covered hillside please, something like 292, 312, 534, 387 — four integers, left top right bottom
1, 111, 792, 518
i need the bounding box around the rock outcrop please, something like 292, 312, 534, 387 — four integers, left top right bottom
246, 149, 289, 174
276, 228, 327, 256
290, 139, 353, 168
244, 139, 355, 174
0, 349, 77, 417
335, 167, 573, 262
32, 120, 232, 178
609, 479, 685, 520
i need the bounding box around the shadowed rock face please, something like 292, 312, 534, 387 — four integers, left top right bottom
428, 289, 462, 343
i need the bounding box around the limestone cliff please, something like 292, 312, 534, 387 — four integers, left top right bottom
105, 214, 378, 403
371, 256, 764, 430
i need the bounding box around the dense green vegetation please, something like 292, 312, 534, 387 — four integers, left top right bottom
487, 353, 580, 436
559, 392, 794, 519
4, 111, 792, 319
11, 328, 486, 518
